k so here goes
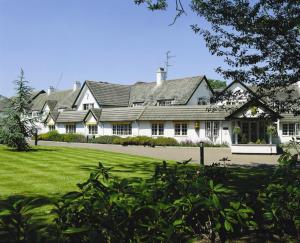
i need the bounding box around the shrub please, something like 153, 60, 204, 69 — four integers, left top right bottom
61, 133, 86, 143
90, 135, 120, 144
38, 131, 86, 143
154, 136, 178, 146
38, 130, 61, 141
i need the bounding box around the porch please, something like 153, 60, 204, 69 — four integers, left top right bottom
231, 120, 278, 154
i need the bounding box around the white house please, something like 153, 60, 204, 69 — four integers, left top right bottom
19, 68, 300, 154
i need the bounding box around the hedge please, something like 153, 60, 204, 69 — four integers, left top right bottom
38, 132, 228, 147
38, 131, 86, 143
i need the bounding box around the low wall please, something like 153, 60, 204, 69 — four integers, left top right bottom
231, 144, 277, 154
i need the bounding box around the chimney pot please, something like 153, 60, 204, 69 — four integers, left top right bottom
73, 81, 81, 91
47, 86, 55, 95
156, 67, 167, 86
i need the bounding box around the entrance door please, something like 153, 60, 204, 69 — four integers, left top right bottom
250, 122, 258, 142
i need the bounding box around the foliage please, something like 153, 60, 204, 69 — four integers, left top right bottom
38, 131, 86, 143
0, 70, 35, 151
90, 135, 120, 144
232, 126, 241, 135
135, 0, 300, 113
266, 125, 277, 136
0, 150, 299, 241
207, 79, 227, 89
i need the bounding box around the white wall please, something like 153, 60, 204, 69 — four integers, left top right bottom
187, 80, 213, 105
75, 85, 100, 111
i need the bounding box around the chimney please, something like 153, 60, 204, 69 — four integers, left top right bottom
73, 81, 81, 91
47, 86, 55, 95
156, 67, 167, 86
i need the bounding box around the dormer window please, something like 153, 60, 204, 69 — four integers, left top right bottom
198, 97, 208, 105
132, 102, 144, 107
83, 103, 94, 110
157, 99, 173, 106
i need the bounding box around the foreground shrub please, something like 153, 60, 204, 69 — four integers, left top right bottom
0, 157, 299, 242
38, 130, 61, 141
90, 135, 120, 144
38, 131, 86, 143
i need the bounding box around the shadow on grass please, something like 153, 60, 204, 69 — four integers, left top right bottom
1, 147, 59, 153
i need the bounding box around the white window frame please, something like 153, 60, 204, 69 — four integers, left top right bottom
282, 123, 296, 136
132, 102, 144, 107
83, 103, 94, 110
174, 123, 188, 136
151, 123, 164, 136
205, 121, 220, 137
48, 125, 55, 131
88, 124, 98, 135
112, 124, 132, 136
157, 99, 173, 106
198, 97, 208, 105
66, 124, 76, 134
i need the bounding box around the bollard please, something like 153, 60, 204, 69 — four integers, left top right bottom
34, 129, 38, 146
200, 141, 204, 166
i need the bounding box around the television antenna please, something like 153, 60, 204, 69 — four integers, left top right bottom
55, 72, 64, 89
165, 51, 175, 79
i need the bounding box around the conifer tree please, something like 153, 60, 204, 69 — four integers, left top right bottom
0, 69, 35, 151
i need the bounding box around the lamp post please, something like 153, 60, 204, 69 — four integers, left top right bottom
200, 141, 204, 166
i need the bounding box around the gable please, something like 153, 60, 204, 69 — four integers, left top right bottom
187, 78, 214, 105
226, 99, 281, 120
85, 112, 98, 124
74, 84, 100, 111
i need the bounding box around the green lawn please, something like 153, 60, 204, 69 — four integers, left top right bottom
0, 145, 171, 197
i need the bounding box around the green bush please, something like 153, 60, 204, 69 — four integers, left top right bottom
90, 135, 120, 144
38, 131, 86, 143
154, 136, 178, 146
38, 130, 61, 141
61, 133, 86, 143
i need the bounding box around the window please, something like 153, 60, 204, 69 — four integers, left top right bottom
205, 121, 220, 137
66, 124, 76, 134
48, 125, 55, 131
198, 97, 208, 105
88, 125, 98, 135
157, 99, 173, 106
282, 123, 295, 136
83, 103, 94, 110
296, 124, 300, 136
175, 123, 187, 136
152, 123, 164, 136
112, 124, 132, 135
132, 102, 144, 107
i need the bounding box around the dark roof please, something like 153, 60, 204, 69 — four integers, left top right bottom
31, 89, 80, 111
139, 105, 229, 121
84, 81, 131, 107
280, 113, 300, 122
56, 111, 88, 123
99, 107, 145, 121
129, 76, 210, 106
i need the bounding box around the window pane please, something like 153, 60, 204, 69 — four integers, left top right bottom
175, 124, 181, 135
182, 124, 187, 135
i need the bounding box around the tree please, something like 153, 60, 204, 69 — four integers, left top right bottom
208, 79, 227, 89
135, 0, 300, 113
0, 70, 35, 151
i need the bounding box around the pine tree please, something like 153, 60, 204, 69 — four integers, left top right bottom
0, 69, 35, 151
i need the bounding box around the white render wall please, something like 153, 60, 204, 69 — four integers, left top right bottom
37, 118, 297, 146
187, 80, 213, 105
75, 86, 100, 111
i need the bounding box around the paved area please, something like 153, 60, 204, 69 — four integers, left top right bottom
31, 141, 280, 166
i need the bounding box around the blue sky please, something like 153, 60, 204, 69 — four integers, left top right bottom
0, 0, 225, 96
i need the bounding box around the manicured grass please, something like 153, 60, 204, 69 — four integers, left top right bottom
0, 145, 172, 197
